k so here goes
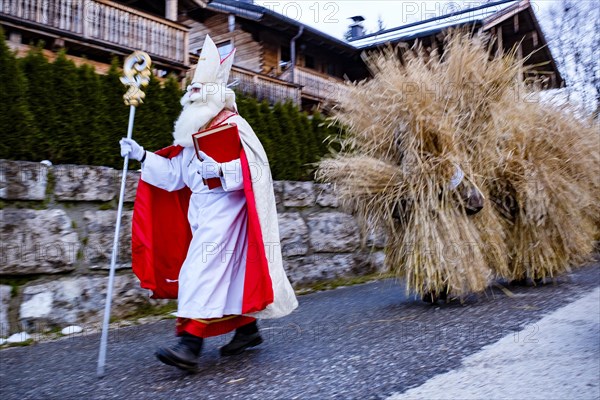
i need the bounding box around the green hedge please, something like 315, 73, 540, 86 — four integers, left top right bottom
0, 30, 339, 180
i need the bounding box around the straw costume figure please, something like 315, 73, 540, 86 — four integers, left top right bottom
120, 36, 297, 371
317, 32, 599, 302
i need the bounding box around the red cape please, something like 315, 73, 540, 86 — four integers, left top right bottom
131, 121, 274, 314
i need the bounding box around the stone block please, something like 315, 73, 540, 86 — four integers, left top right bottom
83, 210, 133, 270
283, 181, 315, 207
19, 274, 159, 329
54, 164, 116, 201
0, 160, 48, 200
306, 212, 360, 252
278, 212, 309, 256
273, 181, 284, 207
365, 225, 388, 248
315, 183, 339, 208
284, 254, 356, 287
354, 251, 387, 274
124, 170, 141, 202
0, 209, 79, 275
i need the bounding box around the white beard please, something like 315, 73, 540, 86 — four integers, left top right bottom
172, 100, 223, 147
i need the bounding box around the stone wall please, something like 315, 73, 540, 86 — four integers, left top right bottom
0, 160, 386, 336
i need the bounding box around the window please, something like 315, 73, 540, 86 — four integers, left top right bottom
326, 63, 336, 77
304, 54, 315, 69
280, 46, 291, 63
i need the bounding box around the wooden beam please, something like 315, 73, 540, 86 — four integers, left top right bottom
521, 31, 539, 48
513, 14, 519, 33
0, 19, 188, 71
52, 38, 65, 50
482, 1, 530, 31
92, 0, 189, 29
183, 28, 190, 66
166, 0, 178, 21
497, 25, 503, 52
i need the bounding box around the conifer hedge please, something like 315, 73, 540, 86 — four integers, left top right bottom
0, 30, 340, 181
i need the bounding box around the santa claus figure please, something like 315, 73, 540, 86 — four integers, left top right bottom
120, 36, 298, 371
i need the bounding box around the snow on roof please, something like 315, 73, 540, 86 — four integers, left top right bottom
350, 0, 519, 49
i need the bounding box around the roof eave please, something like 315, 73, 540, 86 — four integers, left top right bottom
355, 22, 483, 49
207, 0, 357, 55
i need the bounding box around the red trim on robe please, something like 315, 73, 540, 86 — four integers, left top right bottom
176, 316, 256, 338
240, 148, 274, 313
131, 111, 274, 317
132, 145, 191, 299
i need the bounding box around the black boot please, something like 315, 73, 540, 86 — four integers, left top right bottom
422, 286, 448, 304
220, 321, 263, 356
156, 333, 203, 371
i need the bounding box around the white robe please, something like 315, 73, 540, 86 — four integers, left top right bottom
142, 147, 248, 318
140, 115, 298, 319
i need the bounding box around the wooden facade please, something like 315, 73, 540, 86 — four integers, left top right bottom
230, 65, 301, 105
279, 66, 348, 105
185, 2, 367, 109
0, 0, 205, 73
0, 0, 562, 109
182, 0, 561, 109
182, 13, 263, 72
484, 2, 561, 88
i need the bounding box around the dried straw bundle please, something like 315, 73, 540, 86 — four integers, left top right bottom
317, 31, 599, 297
484, 95, 600, 279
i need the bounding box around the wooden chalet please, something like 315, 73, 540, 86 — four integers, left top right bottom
183, 0, 562, 108
350, 0, 563, 88
182, 0, 367, 109
1, 0, 562, 109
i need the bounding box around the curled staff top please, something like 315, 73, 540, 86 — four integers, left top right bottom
120, 51, 152, 107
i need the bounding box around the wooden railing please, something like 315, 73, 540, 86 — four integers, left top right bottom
230, 66, 301, 106
0, 0, 189, 64
280, 66, 348, 103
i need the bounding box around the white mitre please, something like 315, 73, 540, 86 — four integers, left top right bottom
192, 35, 236, 87
173, 35, 237, 147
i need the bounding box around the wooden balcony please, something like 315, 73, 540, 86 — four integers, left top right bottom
280, 66, 349, 104
229, 65, 301, 106
0, 0, 189, 66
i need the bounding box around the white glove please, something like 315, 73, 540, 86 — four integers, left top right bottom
449, 164, 465, 190
119, 138, 145, 161
194, 151, 222, 179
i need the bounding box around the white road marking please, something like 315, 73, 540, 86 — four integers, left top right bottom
388, 286, 600, 400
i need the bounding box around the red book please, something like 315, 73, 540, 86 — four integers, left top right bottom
192, 123, 242, 189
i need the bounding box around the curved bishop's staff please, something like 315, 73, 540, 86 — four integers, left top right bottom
97, 51, 151, 377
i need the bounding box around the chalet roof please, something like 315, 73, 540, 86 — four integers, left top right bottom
345, 0, 562, 87
350, 0, 519, 48
206, 0, 358, 56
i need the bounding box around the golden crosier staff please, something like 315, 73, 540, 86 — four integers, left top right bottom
97, 51, 151, 378
121, 51, 152, 106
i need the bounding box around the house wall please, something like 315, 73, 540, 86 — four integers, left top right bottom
182, 14, 263, 73
182, 13, 359, 81
260, 30, 286, 75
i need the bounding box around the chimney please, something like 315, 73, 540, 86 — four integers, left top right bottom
348, 16, 365, 40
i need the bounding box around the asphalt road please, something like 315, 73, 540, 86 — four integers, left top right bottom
1, 261, 599, 400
